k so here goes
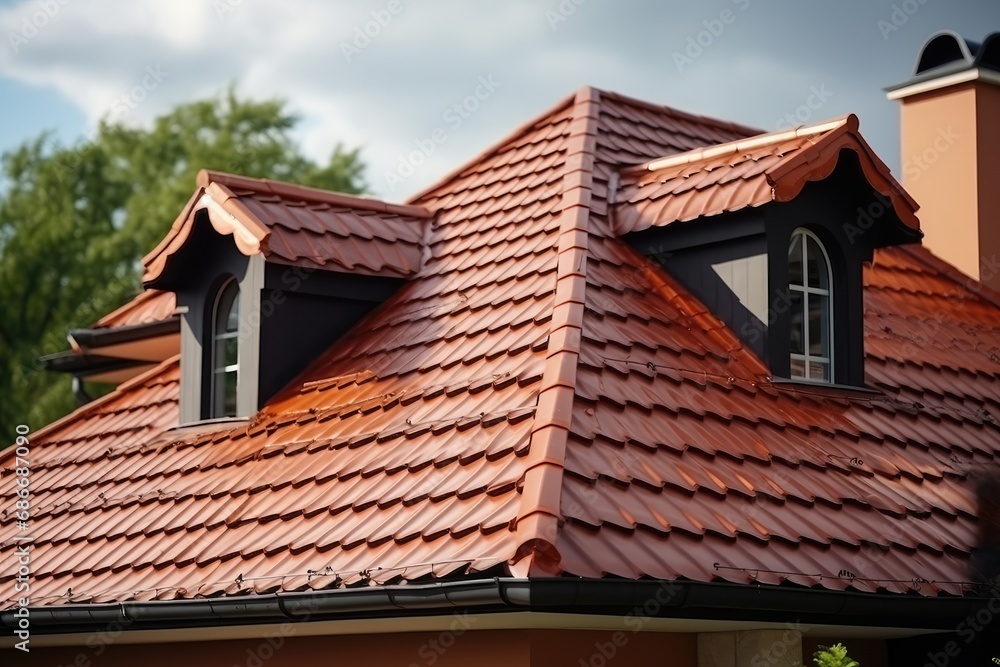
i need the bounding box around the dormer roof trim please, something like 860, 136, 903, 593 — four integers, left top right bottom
142, 170, 433, 288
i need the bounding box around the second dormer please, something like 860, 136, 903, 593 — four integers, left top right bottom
616, 115, 922, 388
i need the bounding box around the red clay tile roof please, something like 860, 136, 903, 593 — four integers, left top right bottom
142, 171, 431, 285
614, 114, 919, 235
555, 241, 1000, 596
94, 289, 177, 329
4, 86, 1000, 608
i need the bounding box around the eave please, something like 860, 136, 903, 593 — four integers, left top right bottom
2, 578, 995, 645
40, 318, 181, 382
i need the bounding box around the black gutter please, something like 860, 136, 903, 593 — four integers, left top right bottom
67, 317, 180, 350
3, 578, 996, 638
39, 351, 150, 377
39, 317, 180, 378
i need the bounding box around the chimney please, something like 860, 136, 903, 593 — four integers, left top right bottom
887, 31, 1000, 289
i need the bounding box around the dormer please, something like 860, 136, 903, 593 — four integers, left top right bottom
142, 170, 430, 424
615, 115, 921, 387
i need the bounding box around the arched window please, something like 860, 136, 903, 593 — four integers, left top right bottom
211, 278, 240, 417
788, 228, 833, 382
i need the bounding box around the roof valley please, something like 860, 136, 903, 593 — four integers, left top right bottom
510, 87, 601, 577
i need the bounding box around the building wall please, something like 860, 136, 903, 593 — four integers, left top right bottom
976, 82, 1000, 289
5, 628, 699, 667
529, 629, 697, 667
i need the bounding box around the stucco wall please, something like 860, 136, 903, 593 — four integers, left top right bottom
3, 628, 699, 667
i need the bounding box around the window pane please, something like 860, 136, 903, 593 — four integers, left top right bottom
213, 369, 238, 417
225, 336, 238, 368
809, 360, 830, 382
211, 278, 240, 419
226, 296, 239, 333
215, 281, 239, 336
790, 357, 805, 379
790, 291, 804, 355
807, 236, 829, 289
808, 294, 830, 356
788, 233, 804, 286
224, 370, 237, 416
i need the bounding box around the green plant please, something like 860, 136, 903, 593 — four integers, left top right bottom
812, 643, 859, 667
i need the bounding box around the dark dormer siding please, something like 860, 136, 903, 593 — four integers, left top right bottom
256, 266, 403, 408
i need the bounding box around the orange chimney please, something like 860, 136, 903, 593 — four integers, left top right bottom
887, 31, 1000, 289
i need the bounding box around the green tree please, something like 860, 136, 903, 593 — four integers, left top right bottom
0, 90, 366, 444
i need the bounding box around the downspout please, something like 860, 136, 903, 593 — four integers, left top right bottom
71, 376, 92, 406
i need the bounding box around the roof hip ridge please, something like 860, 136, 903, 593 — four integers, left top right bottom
510, 86, 601, 578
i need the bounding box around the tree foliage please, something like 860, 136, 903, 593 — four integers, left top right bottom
812, 643, 859, 667
0, 90, 366, 444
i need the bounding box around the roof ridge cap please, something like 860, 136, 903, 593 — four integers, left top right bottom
510, 87, 600, 578
198, 169, 431, 218
630, 115, 853, 174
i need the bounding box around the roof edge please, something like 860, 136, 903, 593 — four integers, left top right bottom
896, 243, 1000, 310
766, 117, 921, 231
94, 289, 174, 329
0, 355, 180, 460
406, 90, 579, 205
69, 317, 180, 351
4, 578, 995, 639
597, 88, 764, 139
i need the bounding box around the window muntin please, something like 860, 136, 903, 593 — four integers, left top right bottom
211, 278, 240, 417
788, 229, 833, 382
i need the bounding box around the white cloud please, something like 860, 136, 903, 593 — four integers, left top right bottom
0, 0, 578, 198
3, 0, 997, 197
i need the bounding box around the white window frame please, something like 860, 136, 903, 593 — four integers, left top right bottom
789, 228, 834, 383
210, 277, 240, 418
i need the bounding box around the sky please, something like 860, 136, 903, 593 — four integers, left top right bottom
1, 0, 999, 200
